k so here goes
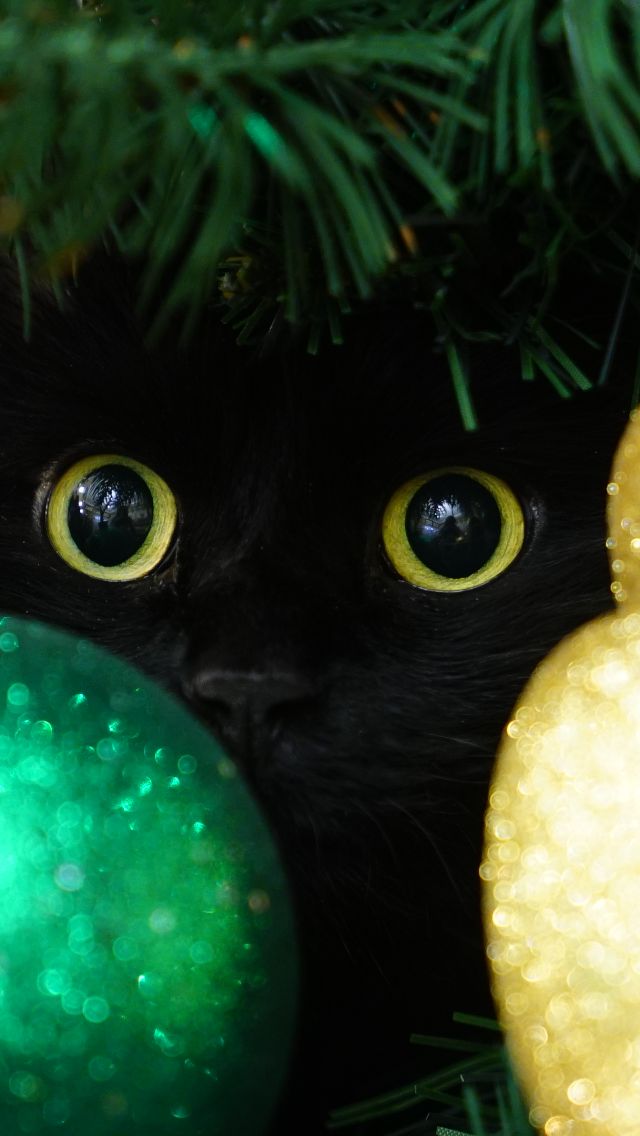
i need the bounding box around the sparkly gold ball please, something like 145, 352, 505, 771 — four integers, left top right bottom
482, 407, 640, 1135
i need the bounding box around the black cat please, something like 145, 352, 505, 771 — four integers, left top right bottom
0, 259, 626, 1132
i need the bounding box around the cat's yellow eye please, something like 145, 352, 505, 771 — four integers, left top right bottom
382, 467, 524, 592
46, 454, 177, 582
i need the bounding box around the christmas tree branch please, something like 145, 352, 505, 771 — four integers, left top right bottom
0, 4, 477, 317
1, 1, 639, 413
328, 1016, 534, 1135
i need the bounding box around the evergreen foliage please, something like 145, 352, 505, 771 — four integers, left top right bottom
328, 1017, 535, 1135
1, 1, 640, 414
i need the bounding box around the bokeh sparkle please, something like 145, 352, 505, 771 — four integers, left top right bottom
0, 615, 296, 1134
483, 407, 640, 1135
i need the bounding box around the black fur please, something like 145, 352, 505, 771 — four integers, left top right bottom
0, 260, 627, 1132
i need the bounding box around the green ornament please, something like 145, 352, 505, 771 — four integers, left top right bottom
0, 615, 297, 1134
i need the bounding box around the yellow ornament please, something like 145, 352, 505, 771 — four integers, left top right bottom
482, 407, 640, 1135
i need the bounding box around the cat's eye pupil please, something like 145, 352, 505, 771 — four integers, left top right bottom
67, 464, 154, 568
405, 473, 502, 578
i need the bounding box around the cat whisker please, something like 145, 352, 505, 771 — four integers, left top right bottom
385, 799, 468, 910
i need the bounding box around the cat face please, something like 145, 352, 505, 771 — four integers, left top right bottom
0, 262, 625, 1127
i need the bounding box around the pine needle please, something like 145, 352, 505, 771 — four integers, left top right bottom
1, 0, 640, 415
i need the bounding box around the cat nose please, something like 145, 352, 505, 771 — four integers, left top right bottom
184, 667, 316, 768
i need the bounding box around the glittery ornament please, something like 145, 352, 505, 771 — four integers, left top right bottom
0, 616, 296, 1135
482, 406, 640, 1135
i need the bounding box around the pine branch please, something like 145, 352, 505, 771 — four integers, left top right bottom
327, 1017, 535, 1135
1, 1, 640, 415
0, 2, 477, 325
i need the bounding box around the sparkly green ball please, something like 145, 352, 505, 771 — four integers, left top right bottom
0, 616, 297, 1135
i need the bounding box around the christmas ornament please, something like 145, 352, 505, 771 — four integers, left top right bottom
0, 615, 296, 1135
482, 406, 640, 1135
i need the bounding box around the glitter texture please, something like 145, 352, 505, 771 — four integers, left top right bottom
482, 407, 640, 1135
0, 615, 296, 1135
